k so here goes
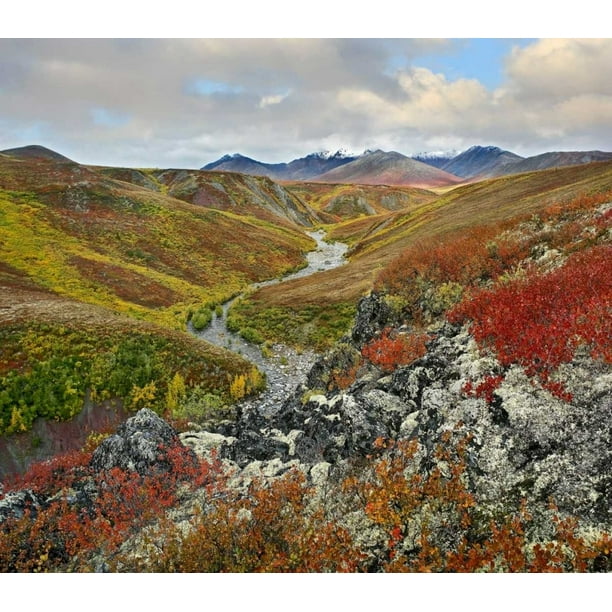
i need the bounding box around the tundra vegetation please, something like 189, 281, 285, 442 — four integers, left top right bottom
1, 147, 611, 572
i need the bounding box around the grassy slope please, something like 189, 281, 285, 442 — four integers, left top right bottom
0, 153, 315, 435
351, 161, 612, 260
0, 282, 258, 434
229, 161, 612, 348
283, 181, 436, 223
97, 166, 320, 228
0, 155, 315, 330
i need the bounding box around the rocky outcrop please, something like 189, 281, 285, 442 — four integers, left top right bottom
6, 289, 607, 568
200, 293, 610, 531
350, 293, 393, 348
90, 408, 191, 475
78, 293, 609, 533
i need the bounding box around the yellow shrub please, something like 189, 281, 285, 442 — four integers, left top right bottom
165, 372, 186, 414
229, 374, 247, 401
128, 381, 157, 410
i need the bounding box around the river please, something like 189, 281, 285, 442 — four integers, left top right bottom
194, 229, 348, 416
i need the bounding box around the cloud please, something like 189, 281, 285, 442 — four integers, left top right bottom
505, 39, 612, 100
259, 91, 291, 109
0, 38, 611, 166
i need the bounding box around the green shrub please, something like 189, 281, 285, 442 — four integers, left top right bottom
191, 308, 213, 331
172, 386, 233, 424
239, 327, 264, 345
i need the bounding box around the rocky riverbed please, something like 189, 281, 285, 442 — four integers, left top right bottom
195, 229, 348, 418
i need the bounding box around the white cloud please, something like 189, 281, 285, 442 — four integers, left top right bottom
259, 91, 291, 109
1, 38, 611, 166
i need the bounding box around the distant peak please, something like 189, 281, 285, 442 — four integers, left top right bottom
308, 149, 355, 160
0, 144, 74, 163
413, 149, 458, 159
463, 145, 503, 154
332, 148, 356, 159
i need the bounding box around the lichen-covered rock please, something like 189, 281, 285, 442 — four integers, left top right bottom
227, 430, 291, 466
305, 342, 361, 391
350, 292, 393, 348
179, 431, 236, 459
0, 489, 42, 523
90, 408, 186, 475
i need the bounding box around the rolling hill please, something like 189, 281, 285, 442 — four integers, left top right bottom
0, 146, 321, 459
97, 166, 319, 228
0, 144, 75, 163
284, 181, 437, 223
0, 148, 316, 330
229, 160, 612, 349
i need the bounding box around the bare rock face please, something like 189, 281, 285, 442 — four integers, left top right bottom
90, 408, 187, 475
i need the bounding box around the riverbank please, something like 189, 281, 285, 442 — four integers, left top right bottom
194, 229, 348, 418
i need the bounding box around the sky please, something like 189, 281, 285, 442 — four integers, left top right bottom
1, 4, 611, 169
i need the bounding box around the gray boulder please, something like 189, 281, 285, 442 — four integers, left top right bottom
351, 293, 393, 348
90, 408, 190, 475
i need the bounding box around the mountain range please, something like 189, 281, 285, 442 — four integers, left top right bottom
204, 145, 612, 187
203, 150, 357, 181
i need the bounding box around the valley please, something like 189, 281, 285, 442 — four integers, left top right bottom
0, 143, 611, 573
196, 230, 348, 417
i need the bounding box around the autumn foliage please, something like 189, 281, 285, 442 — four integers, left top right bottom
0, 444, 222, 572
449, 244, 612, 392
361, 328, 430, 373
1, 431, 610, 572
2, 191, 611, 572
375, 190, 612, 328
372, 191, 612, 396
462, 375, 505, 405
129, 469, 364, 573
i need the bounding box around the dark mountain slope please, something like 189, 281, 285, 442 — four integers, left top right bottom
440, 145, 524, 179
1, 144, 74, 163
411, 152, 457, 169
202, 151, 357, 181
202, 153, 285, 178
501, 150, 612, 175
313, 150, 463, 188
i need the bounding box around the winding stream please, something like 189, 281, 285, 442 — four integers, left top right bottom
0, 231, 348, 478
194, 230, 348, 416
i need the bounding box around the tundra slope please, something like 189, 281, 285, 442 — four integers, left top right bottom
1, 194, 610, 570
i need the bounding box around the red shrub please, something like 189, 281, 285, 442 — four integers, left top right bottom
462, 375, 504, 405
449, 244, 611, 392
4, 449, 93, 497
362, 329, 430, 373
0, 443, 224, 570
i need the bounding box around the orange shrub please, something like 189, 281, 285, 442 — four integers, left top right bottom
361, 328, 430, 373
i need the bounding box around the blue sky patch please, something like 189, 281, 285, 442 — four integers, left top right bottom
90, 107, 131, 128
186, 78, 244, 96
393, 39, 537, 89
